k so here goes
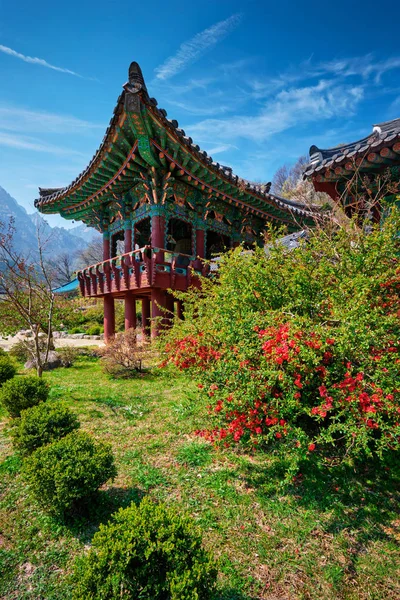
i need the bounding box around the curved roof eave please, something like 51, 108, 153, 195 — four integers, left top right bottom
304, 118, 400, 178
35, 61, 317, 223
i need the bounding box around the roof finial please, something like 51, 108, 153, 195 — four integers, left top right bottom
127, 61, 147, 94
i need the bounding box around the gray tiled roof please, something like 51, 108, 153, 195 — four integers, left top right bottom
304, 118, 400, 177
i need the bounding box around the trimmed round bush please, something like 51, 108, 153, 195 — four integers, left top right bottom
86, 325, 101, 336
23, 430, 117, 514
0, 355, 16, 386
72, 497, 217, 600
69, 327, 85, 335
11, 403, 80, 456
0, 376, 49, 418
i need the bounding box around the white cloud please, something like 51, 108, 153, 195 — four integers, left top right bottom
0, 131, 87, 156
186, 81, 364, 143
0, 106, 103, 134
154, 13, 242, 80
316, 55, 400, 82
165, 99, 231, 116
0, 44, 83, 77
243, 54, 400, 101
205, 144, 237, 155
389, 95, 400, 111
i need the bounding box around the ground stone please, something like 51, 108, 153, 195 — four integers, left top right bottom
24, 350, 62, 371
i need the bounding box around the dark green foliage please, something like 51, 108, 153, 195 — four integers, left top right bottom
23, 430, 117, 514
0, 355, 16, 386
163, 209, 400, 468
72, 497, 217, 599
0, 376, 49, 418
11, 402, 80, 456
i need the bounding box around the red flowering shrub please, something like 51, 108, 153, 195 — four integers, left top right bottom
162, 209, 400, 467
163, 333, 222, 370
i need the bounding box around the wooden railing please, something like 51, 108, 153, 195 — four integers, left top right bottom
76, 246, 208, 297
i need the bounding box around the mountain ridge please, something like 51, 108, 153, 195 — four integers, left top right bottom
0, 185, 100, 258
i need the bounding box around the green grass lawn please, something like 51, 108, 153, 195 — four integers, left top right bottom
0, 356, 399, 599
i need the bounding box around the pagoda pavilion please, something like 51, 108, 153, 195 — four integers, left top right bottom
35, 62, 314, 341
304, 118, 400, 220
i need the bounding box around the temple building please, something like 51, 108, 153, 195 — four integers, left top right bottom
304, 118, 400, 220
35, 62, 314, 341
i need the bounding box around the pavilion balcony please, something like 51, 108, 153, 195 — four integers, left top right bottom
76, 246, 208, 298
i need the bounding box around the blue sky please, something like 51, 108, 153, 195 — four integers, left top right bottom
1, 0, 400, 228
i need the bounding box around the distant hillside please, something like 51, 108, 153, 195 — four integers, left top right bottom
0, 185, 99, 259
69, 223, 102, 244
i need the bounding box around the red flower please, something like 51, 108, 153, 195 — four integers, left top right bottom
308, 443, 316, 451
294, 375, 303, 389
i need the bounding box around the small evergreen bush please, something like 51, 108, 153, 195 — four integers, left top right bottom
23, 430, 117, 514
69, 327, 85, 335
72, 497, 217, 599
11, 403, 80, 456
0, 376, 49, 418
0, 355, 16, 386
86, 325, 101, 336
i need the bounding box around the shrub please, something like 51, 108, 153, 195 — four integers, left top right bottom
101, 328, 153, 378
57, 346, 79, 367
72, 497, 217, 599
11, 403, 80, 456
162, 209, 400, 470
69, 327, 85, 335
23, 430, 117, 514
0, 376, 49, 418
0, 346, 7, 356
0, 355, 16, 386
86, 325, 101, 336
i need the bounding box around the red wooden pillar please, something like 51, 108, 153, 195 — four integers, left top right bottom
141, 297, 151, 337
196, 228, 205, 258
151, 288, 167, 338
194, 228, 205, 269
165, 293, 174, 320
103, 232, 111, 261
151, 214, 165, 261
124, 225, 132, 254
124, 294, 136, 331
104, 295, 115, 343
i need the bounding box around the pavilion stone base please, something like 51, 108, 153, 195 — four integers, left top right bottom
103, 291, 179, 343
